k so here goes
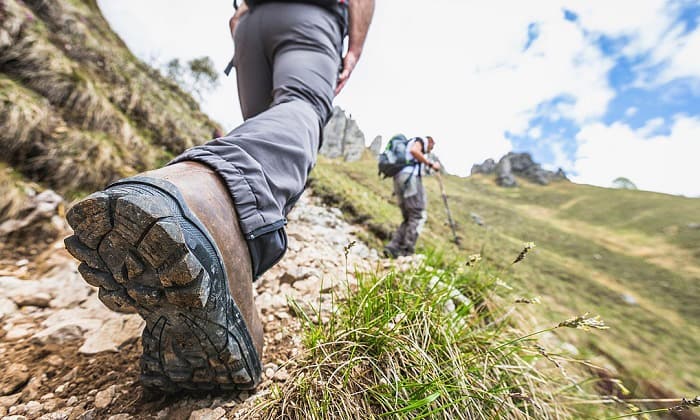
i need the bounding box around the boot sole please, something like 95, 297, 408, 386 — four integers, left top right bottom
64, 177, 261, 393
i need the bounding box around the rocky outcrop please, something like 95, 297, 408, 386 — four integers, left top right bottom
369, 135, 382, 156
320, 107, 366, 162
472, 152, 568, 187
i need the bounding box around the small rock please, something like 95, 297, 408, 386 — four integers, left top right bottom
79, 316, 144, 354
22, 375, 45, 401
3, 324, 35, 340
0, 393, 21, 408
107, 414, 132, 420
30, 322, 84, 345
93, 385, 117, 409
0, 297, 18, 319
38, 409, 72, 420
16, 259, 29, 267
4, 415, 28, 420
42, 398, 60, 412
292, 277, 323, 293
621, 294, 637, 305
46, 355, 64, 367
12, 293, 52, 308
24, 400, 43, 418
470, 212, 485, 226
40, 393, 55, 401
264, 368, 275, 380
188, 406, 226, 420
66, 396, 78, 407
273, 368, 290, 382
1, 364, 30, 396
78, 409, 96, 420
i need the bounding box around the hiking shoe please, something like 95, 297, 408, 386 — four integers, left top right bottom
65, 176, 262, 393
383, 246, 400, 259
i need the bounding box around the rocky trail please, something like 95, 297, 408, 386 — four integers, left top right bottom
0, 191, 400, 420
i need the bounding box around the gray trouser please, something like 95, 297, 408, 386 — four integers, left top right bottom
387, 172, 427, 255
171, 3, 343, 278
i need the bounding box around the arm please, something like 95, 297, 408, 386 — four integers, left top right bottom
409, 141, 441, 171
229, 2, 249, 42
335, 0, 375, 95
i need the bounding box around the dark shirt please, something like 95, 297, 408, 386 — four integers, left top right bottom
242, 0, 348, 35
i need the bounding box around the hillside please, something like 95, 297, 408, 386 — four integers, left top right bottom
0, 0, 218, 226
311, 153, 700, 400
1, 0, 698, 418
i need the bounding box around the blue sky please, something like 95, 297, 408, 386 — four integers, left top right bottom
99, 0, 700, 196
504, 2, 700, 196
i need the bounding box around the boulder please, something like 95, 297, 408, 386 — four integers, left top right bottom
320, 107, 366, 162
471, 158, 496, 175
495, 157, 517, 187
369, 135, 382, 156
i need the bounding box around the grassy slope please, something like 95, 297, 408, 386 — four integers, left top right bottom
311, 154, 700, 397
0, 0, 219, 220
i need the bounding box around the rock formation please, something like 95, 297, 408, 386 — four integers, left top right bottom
369, 135, 383, 156
320, 107, 366, 162
471, 152, 568, 187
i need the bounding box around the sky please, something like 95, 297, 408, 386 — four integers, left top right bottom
98, 0, 700, 197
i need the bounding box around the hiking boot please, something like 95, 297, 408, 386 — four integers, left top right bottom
64, 162, 263, 393
383, 246, 400, 259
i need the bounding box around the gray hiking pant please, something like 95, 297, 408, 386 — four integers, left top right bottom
171, 2, 343, 278
387, 172, 427, 255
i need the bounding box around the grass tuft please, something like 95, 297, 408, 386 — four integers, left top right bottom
252, 250, 617, 419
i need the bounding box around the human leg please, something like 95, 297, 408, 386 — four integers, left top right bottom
171, 3, 342, 278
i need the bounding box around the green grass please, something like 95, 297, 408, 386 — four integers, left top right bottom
309, 154, 700, 399
253, 251, 625, 419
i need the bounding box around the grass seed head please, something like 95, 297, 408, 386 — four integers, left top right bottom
557, 313, 609, 331
515, 296, 541, 304
513, 242, 536, 264
466, 253, 482, 267
669, 396, 700, 412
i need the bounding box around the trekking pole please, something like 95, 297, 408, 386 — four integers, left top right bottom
435, 172, 461, 245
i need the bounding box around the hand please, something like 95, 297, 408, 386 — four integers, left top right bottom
229, 3, 249, 41
335, 49, 360, 96
431, 162, 441, 172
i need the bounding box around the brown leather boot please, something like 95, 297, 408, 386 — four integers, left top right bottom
64, 162, 263, 393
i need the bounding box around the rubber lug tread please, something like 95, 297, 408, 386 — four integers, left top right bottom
64, 180, 261, 393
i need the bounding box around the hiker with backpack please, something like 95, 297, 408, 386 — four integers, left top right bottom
64, 0, 375, 393
380, 135, 440, 258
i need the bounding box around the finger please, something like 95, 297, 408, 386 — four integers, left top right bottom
334, 78, 347, 95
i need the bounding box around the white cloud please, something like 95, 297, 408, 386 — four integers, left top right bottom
97, 0, 699, 195
573, 116, 700, 196
528, 126, 543, 139
336, 1, 615, 175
